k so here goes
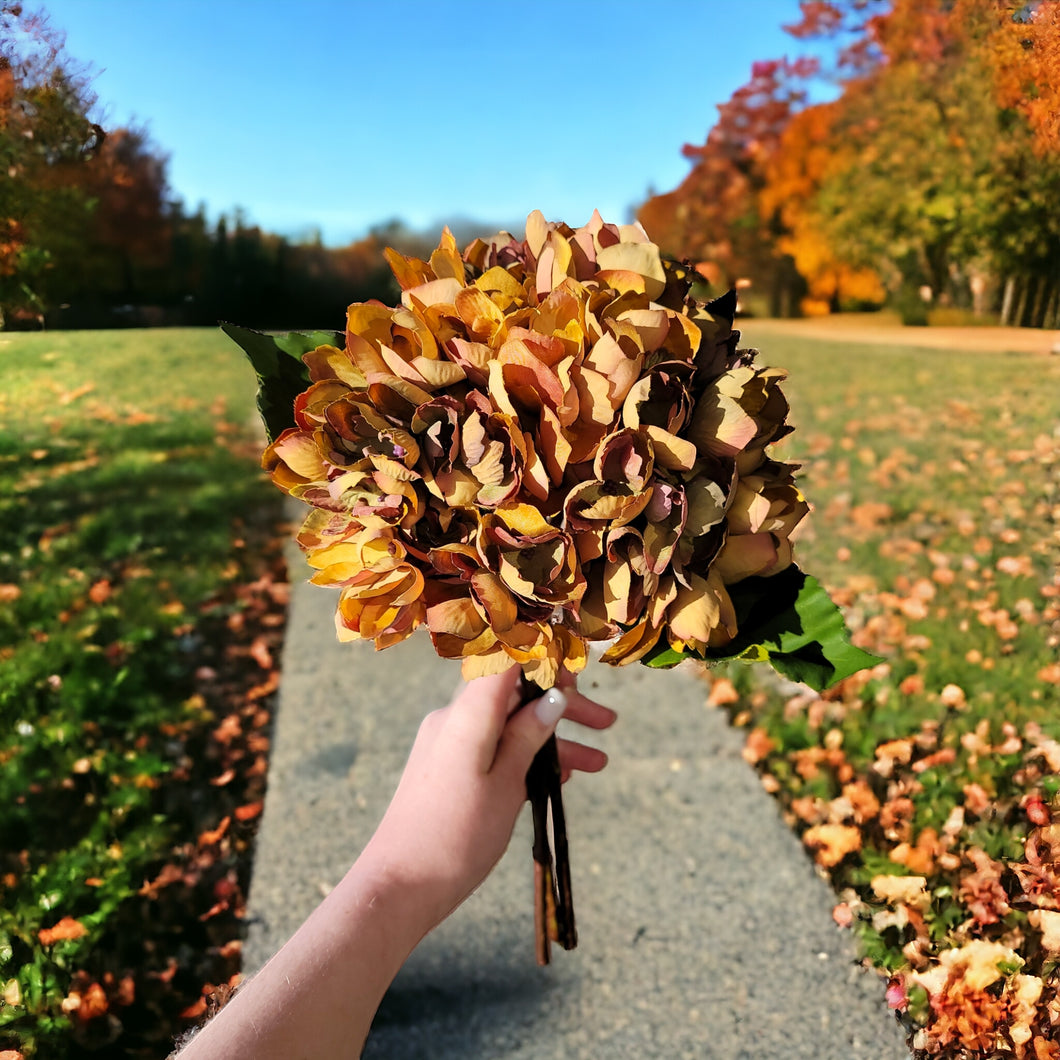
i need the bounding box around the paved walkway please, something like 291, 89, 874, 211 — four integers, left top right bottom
244, 531, 911, 1059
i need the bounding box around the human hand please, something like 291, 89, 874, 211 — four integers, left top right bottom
358, 665, 616, 937
174, 668, 613, 1060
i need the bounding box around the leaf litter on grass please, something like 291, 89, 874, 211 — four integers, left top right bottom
708, 334, 1060, 1058
0, 330, 291, 1058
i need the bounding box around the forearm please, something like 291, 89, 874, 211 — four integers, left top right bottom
176, 856, 433, 1060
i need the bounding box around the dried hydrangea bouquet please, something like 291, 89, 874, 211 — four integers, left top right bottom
226, 211, 876, 963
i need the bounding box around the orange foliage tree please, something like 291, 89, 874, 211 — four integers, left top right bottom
990, 0, 1060, 156
638, 58, 813, 316
786, 0, 1060, 324
759, 100, 884, 314
642, 0, 1060, 324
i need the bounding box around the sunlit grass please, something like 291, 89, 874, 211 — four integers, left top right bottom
724, 325, 1060, 1048
0, 328, 280, 1058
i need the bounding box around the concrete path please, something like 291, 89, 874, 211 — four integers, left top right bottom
244, 533, 911, 1059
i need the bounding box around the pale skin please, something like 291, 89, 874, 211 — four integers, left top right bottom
174, 666, 615, 1060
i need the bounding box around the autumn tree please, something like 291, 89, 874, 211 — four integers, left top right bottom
805, 1, 1005, 305
784, 0, 1060, 324
638, 58, 812, 315
758, 100, 884, 313
0, 1, 102, 324
986, 0, 1060, 324
77, 127, 171, 303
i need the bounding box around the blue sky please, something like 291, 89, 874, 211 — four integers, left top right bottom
43, 0, 818, 246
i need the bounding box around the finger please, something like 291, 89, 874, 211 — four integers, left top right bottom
555, 669, 579, 691
443, 665, 522, 772
493, 685, 569, 781
556, 738, 608, 776
559, 690, 616, 731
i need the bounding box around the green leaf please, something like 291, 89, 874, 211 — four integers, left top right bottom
220, 323, 340, 442
703, 566, 881, 691
641, 643, 690, 669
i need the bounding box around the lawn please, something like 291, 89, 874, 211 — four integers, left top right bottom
0, 329, 287, 1058
2, 323, 1058, 1058
732, 323, 1060, 1057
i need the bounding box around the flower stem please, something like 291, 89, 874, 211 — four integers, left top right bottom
520, 676, 577, 964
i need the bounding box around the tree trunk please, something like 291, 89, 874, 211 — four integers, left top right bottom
1030, 277, 1046, 328
1048, 284, 1060, 330
1000, 275, 1016, 326
1014, 278, 1030, 328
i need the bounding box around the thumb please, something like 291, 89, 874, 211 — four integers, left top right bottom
494, 686, 568, 779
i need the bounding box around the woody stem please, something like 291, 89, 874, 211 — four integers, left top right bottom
520, 675, 577, 965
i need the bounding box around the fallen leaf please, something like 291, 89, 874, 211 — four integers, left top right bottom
179, 996, 207, 1020
38, 916, 88, 946
708, 677, 739, 706
872, 874, 930, 910
234, 801, 263, 822
88, 579, 111, 605
1029, 909, 1060, 952
742, 727, 775, 764
248, 636, 273, 670
73, 981, 109, 1022
198, 816, 231, 847
57, 381, 96, 405
803, 824, 861, 868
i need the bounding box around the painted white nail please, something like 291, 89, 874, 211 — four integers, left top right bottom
534, 687, 567, 727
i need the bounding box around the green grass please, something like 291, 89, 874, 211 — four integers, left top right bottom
4, 324, 1059, 1056
0, 329, 281, 1058
724, 328, 1060, 1051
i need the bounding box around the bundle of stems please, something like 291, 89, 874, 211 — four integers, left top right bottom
520, 675, 576, 965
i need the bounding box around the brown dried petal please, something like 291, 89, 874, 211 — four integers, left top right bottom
593, 428, 654, 492
303, 345, 367, 388
294, 379, 357, 428
263, 428, 330, 493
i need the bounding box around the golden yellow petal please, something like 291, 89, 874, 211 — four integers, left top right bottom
494, 502, 552, 536
471, 571, 519, 634
303, 345, 367, 389
712, 532, 779, 583
643, 426, 697, 472
455, 286, 505, 341
688, 391, 758, 458
558, 628, 589, 675
426, 596, 487, 638
615, 307, 670, 351
667, 574, 721, 644
522, 651, 561, 690
475, 265, 525, 300
264, 429, 328, 484
429, 227, 465, 280
600, 619, 662, 665
461, 648, 517, 681
525, 210, 550, 260
595, 242, 666, 300
401, 276, 464, 310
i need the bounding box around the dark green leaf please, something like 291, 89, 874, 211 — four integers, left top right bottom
220, 323, 340, 442
702, 566, 881, 691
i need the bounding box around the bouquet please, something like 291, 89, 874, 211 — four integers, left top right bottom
226, 211, 876, 962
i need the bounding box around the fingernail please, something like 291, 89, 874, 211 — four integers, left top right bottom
534, 687, 567, 727
507, 688, 521, 712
